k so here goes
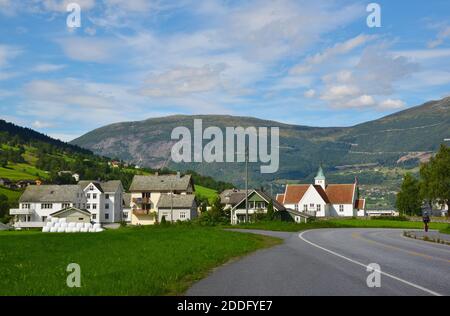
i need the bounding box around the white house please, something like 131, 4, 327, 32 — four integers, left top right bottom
10, 185, 87, 228
157, 194, 197, 222
78, 180, 124, 224
128, 173, 195, 225
122, 193, 132, 223
278, 167, 366, 217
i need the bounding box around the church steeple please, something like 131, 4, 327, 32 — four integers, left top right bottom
314, 166, 326, 189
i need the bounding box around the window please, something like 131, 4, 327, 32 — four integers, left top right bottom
41, 203, 53, 209
105, 194, 109, 199
180, 212, 186, 219
87, 193, 90, 199
105, 214, 109, 220
42, 216, 47, 222
87, 204, 91, 209
78, 218, 84, 221
89, 185, 94, 191
295, 204, 299, 211
105, 203, 109, 209
310, 203, 315, 209
303, 205, 308, 211
123, 212, 128, 218
339, 205, 344, 212
93, 194, 97, 199
22, 203, 30, 209
317, 204, 321, 212
92, 204, 97, 210
62, 203, 70, 208
93, 214, 97, 220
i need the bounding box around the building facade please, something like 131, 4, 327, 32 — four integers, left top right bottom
10, 185, 87, 228
278, 167, 366, 217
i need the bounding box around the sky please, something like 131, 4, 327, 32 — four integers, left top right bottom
0, 0, 450, 142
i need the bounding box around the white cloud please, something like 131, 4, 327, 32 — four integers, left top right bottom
428, 25, 450, 48
291, 34, 375, 74
56, 37, 119, 62
32, 120, 54, 128
32, 63, 66, 73
141, 64, 228, 97
0, 44, 21, 67
40, 0, 95, 12
304, 89, 316, 98
378, 99, 406, 110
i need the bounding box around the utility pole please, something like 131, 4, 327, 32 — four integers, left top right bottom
245, 144, 249, 223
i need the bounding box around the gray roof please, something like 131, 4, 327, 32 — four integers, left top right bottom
50, 207, 91, 217
157, 194, 196, 209
19, 185, 81, 203
129, 174, 193, 192
220, 189, 247, 205
231, 190, 286, 212
0, 222, 10, 231
123, 193, 131, 207
78, 180, 122, 193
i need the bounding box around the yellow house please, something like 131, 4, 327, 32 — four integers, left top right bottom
128, 173, 195, 225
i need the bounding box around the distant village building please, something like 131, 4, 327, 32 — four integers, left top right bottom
128, 173, 196, 225
0, 177, 13, 188
229, 189, 286, 224
10, 185, 87, 228
122, 193, 132, 223
277, 167, 366, 218
78, 180, 124, 224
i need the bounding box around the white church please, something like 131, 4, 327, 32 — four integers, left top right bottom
277, 167, 366, 218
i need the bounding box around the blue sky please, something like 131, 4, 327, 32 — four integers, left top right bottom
0, 0, 449, 141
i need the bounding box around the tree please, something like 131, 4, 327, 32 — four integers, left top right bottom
422, 145, 450, 213
396, 173, 422, 216
266, 200, 274, 221
0, 194, 11, 224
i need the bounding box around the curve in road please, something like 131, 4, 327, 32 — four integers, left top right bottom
187, 229, 450, 296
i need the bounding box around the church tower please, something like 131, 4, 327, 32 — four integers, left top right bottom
314, 166, 326, 190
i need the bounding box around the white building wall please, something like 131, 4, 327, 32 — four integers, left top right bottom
298, 185, 328, 217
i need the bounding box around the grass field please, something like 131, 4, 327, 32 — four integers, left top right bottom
0, 186, 22, 202
195, 185, 218, 203
0, 225, 281, 296
229, 218, 450, 234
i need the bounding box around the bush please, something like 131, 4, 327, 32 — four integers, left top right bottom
371, 215, 408, 221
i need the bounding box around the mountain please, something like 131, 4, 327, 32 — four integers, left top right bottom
71, 97, 450, 190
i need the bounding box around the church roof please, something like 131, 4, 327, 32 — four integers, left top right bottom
314, 166, 326, 180
282, 183, 356, 205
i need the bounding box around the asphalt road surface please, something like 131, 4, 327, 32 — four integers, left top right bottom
187, 229, 450, 296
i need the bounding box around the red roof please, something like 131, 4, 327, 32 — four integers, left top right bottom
325, 184, 355, 204
282, 183, 356, 205
283, 185, 309, 204
355, 199, 366, 210
276, 194, 285, 204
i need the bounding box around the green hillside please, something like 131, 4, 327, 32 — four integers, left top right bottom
71, 97, 450, 204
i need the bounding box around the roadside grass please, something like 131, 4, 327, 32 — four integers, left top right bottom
195, 185, 218, 203
228, 218, 450, 234
0, 225, 281, 296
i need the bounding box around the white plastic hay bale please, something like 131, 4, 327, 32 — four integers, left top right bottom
50, 227, 58, 233
45, 222, 53, 228
88, 227, 96, 233
65, 227, 73, 233
68, 222, 76, 228
59, 218, 67, 224
42, 226, 50, 233
94, 228, 104, 233
51, 217, 59, 223
60, 223, 68, 228
76, 223, 84, 229
80, 227, 89, 233
57, 227, 65, 233
93, 223, 101, 229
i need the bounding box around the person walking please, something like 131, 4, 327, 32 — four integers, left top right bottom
423, 212, 430, 233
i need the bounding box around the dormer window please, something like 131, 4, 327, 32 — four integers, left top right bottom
89, 185, 94, 191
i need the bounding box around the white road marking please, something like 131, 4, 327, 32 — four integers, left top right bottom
298, 231, 443, 296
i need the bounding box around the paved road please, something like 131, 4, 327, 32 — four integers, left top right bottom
187, 229, 450, 296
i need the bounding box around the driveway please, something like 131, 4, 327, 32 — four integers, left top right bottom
187, 229, 450, 296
